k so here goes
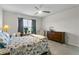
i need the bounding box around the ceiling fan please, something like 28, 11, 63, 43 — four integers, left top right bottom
34, 5, 51, 15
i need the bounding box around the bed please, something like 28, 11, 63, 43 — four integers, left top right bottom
6, 34, 50, 55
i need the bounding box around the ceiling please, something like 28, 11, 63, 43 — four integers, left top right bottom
0, 4, 79, 17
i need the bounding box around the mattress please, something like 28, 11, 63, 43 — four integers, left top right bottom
7, 34, 49, 55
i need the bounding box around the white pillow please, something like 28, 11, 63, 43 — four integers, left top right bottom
0, 32, 11, 45
0, 37, 3, 43
3, 32, 10, 38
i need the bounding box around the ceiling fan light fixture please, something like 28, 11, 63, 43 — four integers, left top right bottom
38, 10, 42, 14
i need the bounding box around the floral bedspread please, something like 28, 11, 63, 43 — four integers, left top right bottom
7, 34, 49, 55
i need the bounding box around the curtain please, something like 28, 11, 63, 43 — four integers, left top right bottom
32, 20, 36, 34
18, 18, 36, 34
18, 18, 23, 33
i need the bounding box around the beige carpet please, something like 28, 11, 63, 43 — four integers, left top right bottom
48, 40, 79, 55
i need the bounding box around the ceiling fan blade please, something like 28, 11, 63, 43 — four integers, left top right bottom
34, 12, 38, 15
39, 4, 42, 8
43, 11, 51, 13
35, 6, 39, 10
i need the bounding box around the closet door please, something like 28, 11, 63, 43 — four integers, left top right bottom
0, 8, 3, 31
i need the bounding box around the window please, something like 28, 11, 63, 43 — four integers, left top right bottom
18, 18, 36, 34
23, 19, 32, 33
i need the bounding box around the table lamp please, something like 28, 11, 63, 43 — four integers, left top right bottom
3, 25, 9, 32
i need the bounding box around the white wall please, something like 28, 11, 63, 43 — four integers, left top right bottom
3, 10, 42, 35
0, 7, 3, 30
43, 7, 79, 47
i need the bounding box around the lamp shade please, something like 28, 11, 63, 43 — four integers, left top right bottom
3, 25, 9, 32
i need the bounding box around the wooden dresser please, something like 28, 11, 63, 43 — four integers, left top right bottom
47, 31, 65, 43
